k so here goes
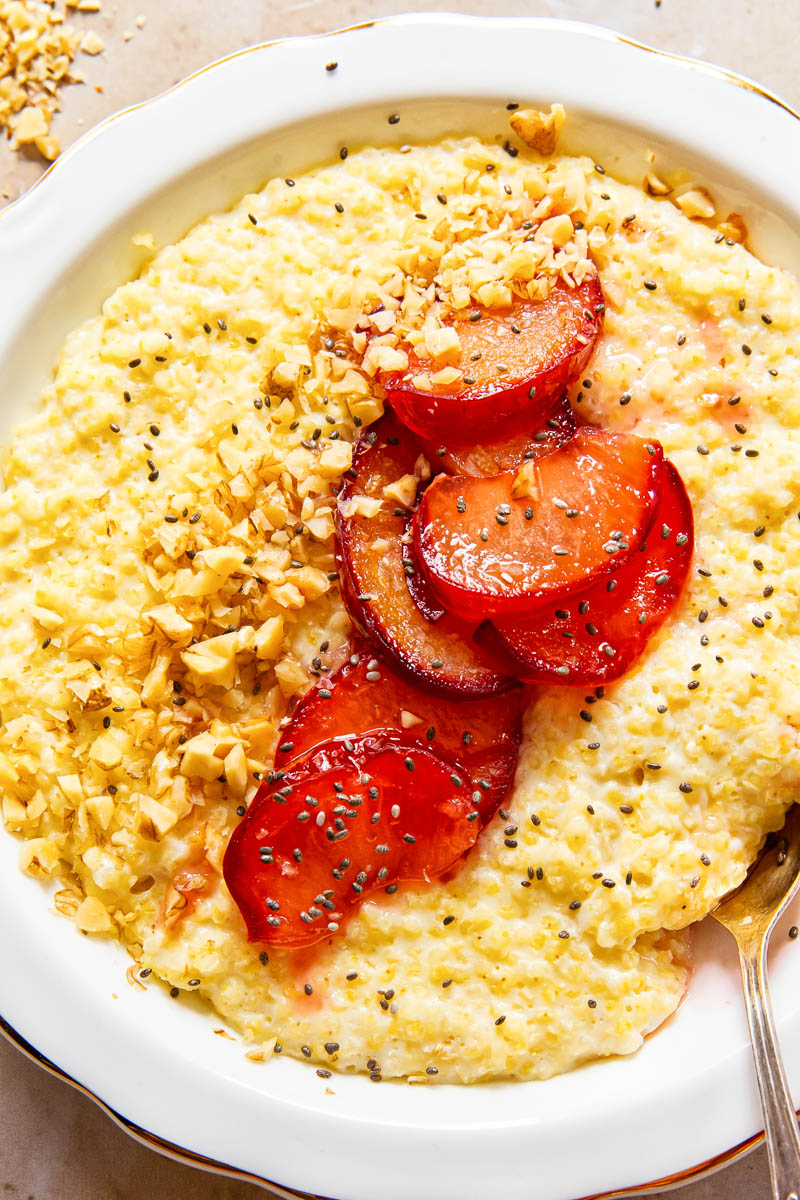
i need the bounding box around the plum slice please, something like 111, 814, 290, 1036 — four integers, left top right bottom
223, 733, 479, 949
274, 652, 525, 823
414, 427, 664, 621
421, 394, 576, 477
336, 411, 515, 696
381, 274, 603, 444
487, 462, 693, 684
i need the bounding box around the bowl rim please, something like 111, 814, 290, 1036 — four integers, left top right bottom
0, 1010, 769, 1199
2, 12, 799, 234
1, 13, 799, 1200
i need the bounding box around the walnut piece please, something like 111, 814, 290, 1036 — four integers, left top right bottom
717, 212, 748, 244
643, 172, 672, 197
675, 188, 716, 221
0, 0, 106, 162
508, 104, 566, 156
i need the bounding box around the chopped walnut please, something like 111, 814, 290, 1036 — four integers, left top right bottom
511, 460, 543, 503
253, 615, 284, 661
79, 30, 103, 54
675, 188, 716, 221
643, 172, 672, 197
179, 731, 225, 781
138, 792, 180, 840
508, 103, 566, 156
74, 895, 113, 933
382, 474, 418, 509
0, 0, 106, 162
717, 212, 748, 244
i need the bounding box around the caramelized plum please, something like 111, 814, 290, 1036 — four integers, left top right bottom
489, 462, 693, 684
414, 428, 663, 621
381, 274, 603, 443
421, 394, 576, 477
224, 734, 479, 949
274, 652, 525, 822
336, 412, 515, 696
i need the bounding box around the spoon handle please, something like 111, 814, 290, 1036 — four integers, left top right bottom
739, 935, 800, 1200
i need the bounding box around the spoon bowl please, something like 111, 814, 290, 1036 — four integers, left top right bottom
712, 803, 800, 1200
714, 805, 800, 947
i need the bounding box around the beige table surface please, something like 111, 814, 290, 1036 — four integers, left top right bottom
1, 1, 799, 1196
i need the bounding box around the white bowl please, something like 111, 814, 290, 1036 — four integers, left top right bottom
2, 15, 800, 1200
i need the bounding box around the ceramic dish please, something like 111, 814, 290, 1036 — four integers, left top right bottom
2, 15, 800, 1199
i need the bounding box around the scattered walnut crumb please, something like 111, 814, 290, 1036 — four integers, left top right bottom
79, 29, 104, 54
13, 103, 48, 143
508, 103, 565, 156
0, 0, 105, 162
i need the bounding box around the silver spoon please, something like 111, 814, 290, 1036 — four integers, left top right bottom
712, 804, 800, 1200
